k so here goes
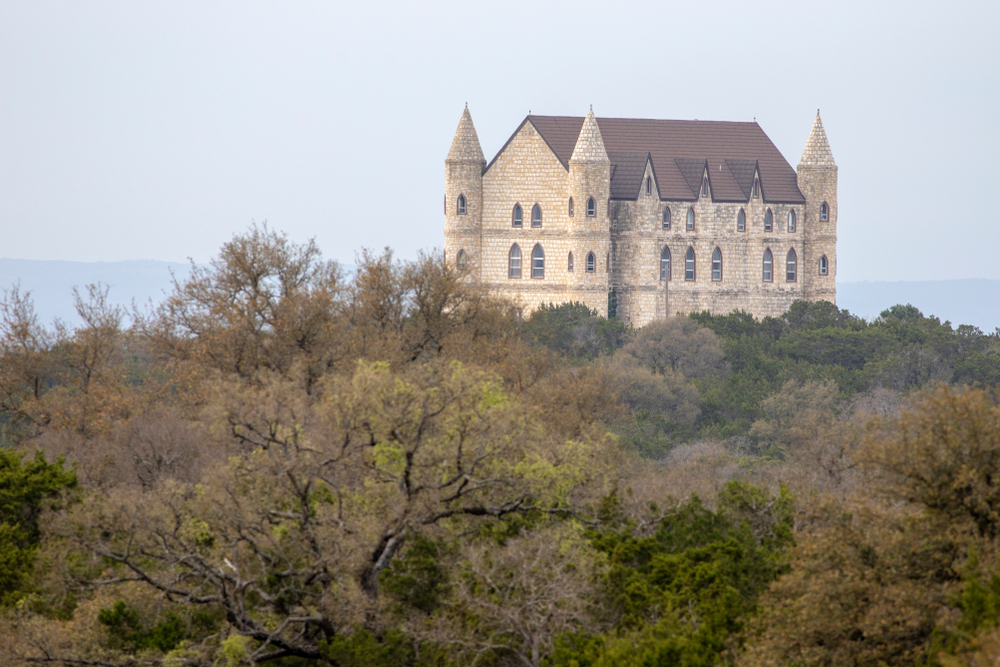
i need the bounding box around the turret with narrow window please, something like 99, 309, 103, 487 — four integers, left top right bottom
444, 105, 486, 278
568, 107, 612, 313
797, 110, 838, 304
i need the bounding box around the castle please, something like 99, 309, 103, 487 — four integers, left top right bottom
444, 107, 837, 326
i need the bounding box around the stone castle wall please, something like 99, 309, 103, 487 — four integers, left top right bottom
444, 113, 837, 326
611, 169, 820, 326
477, 122, 611, 316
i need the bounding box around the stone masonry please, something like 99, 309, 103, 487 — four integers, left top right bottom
444, 108, 837, 326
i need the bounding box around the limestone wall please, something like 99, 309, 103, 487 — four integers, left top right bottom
480, 122, 610, 315
611, 171, 810, 326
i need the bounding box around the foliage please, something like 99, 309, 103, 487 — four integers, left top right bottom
9, 226, 1000, 667
522, 302, 628, 361
551, 482, 793, 667
0, 449, 76, 607
744, 386, 1000, 667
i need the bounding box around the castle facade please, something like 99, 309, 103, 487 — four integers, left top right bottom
444, 107, 837, 326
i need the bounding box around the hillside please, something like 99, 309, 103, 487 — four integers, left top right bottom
1, 258, 997, 332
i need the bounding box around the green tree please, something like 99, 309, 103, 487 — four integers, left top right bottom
0, 449, 76, 606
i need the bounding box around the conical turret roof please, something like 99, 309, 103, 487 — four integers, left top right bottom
570, 107, 609, 164
799, 110, 836, 169
446, 106, 485, 164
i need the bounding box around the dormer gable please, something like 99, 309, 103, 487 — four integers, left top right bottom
608, 152, 657, 200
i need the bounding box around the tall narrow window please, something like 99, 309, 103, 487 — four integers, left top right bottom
587, 197, 596, 217
762, 249, 773, 282
819, 255, 829, 275
568, 197, 574, 216
646, 176, 652, 195
531, 244, 545, 278
663, 207, 671, 230
508, 245, 521, 278
786, 249, 797, 282
586, 252, 596, 273
787, 210, 796, 232
686, 207, 695, 231
737, 209, 746, 232
457, 194, 466, 215
712, 248, 723, 281
568, 252, 574, 271
512, 204, 523, 227
457, 249, 467, 269
701, 177, 708, 198
820, 202, 829, 221
685, 247, 696, 281
752, 178, 760, 198
660, 247, 671, 281
532, 204, 542, 228
606, 253, 610, 272
764, 209, 773, 232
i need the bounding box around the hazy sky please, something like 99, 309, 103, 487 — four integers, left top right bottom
1, 0, 997, 282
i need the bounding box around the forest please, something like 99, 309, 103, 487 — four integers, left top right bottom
3, 225, 1000, 667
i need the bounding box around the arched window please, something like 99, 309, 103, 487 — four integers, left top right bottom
660, 246, 671, 281
457, 249, 467, 269
531, 244, 545, 278
712, 248, 723, 281
508, 245, 522, 278
737, 209, 746, 232
568, 252, 574, 271
512, 204, 523, 227
820, 202, 829, 221
457, 194, 466, 215
663, 207, 671, 230
752, 177, 760, 198
787, 209, 796, 232
587, 197, 596, 217
762, 249, 773, 282
786, 249, 797, 282
686, 207, 695, 231
685, 247, 696, 281
532, 204, 542, 228
819, 255, 829, 275
586, 252, 596, 273
646, 176, 652, 195
568, 197, 574, 216
701, 177, 708, 198
764, 208, 773, 232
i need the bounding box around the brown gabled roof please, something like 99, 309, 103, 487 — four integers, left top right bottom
509, 115, 804, 204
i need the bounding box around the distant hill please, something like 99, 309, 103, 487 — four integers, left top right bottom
837, 280, 1000, 332
0, 260, 997, 333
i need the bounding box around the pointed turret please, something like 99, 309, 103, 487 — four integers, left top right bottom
570, 107, 610, 164
799, 110, 836, 169
797, 109, 837, 307
445, 106, 485, 280
446, 106, 486, 166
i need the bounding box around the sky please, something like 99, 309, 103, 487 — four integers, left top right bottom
1, 0, 997, 282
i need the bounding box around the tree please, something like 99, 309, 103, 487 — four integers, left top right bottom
23, 357, 613, 664
619, 317, 728, 380
0, 449, 76, 607
426, 525, 605, 667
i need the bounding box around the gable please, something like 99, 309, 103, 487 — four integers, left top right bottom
483, 118, 566, 177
